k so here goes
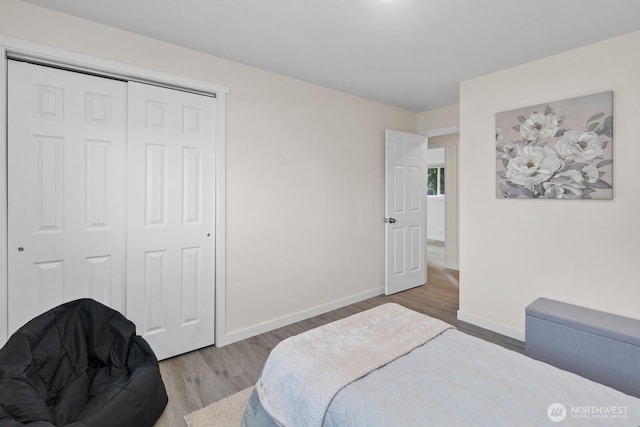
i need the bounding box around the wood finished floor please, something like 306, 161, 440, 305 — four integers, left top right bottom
155, 264, 523, 426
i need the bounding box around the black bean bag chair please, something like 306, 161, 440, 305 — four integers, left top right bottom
0, 299, 168, 426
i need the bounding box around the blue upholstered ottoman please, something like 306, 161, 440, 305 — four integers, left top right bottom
525, 298, 640, 398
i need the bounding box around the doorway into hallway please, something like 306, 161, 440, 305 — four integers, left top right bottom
425, 133, 458, 271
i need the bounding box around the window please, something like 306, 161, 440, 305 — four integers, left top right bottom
427, 167, 445, 196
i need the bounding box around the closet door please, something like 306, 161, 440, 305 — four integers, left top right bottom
7, 61, 127, 334
127, 82, 216, 360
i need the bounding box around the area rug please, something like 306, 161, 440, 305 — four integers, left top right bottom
185, 387, 253, 427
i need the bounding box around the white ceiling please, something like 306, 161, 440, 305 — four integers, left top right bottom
22, 0, 640, 112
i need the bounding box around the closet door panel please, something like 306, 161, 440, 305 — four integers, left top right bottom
7, 61, 127, 334
127, 82, 215, 360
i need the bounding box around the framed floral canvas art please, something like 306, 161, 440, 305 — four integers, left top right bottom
495, 91, 613, 199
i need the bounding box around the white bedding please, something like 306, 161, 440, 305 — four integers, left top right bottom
323, 329, 640, 426
255, 303, 452, 426
244, 328, 640, 426
242, 307, 640, 427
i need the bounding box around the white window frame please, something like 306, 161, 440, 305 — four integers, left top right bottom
0, 35, 230, 346
427, 165, 446, 197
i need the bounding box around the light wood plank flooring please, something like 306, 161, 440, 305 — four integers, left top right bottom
155, 264, 523, 426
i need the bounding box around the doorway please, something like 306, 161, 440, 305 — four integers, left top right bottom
427, 146, 446, 266
425, 133, 459, 271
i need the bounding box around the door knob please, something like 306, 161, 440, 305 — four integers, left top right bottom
17, 247, 24, 252
388, 218, 396, 224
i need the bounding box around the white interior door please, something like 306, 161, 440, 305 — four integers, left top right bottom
127, 82, 216, 360
7, 60, 127, 333
385, 129, 427, 295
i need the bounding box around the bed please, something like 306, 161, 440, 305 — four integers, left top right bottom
241, 301, 640, 426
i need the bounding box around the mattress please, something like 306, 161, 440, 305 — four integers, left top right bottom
242, 329, 640, 426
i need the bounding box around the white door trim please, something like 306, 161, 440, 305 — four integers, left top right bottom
419, 125, 460, 138
0, 35, 229, 346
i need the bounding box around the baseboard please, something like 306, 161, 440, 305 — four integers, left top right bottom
457, 310, 525, 341
217, 287, 385, 347
444, 263, 459, 271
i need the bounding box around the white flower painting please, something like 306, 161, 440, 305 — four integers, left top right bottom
496, 91, 613, 199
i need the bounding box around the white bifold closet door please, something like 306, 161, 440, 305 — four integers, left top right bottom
126, 82, 215, 360
7, 60, 128, 332
7, 61, 216, 359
